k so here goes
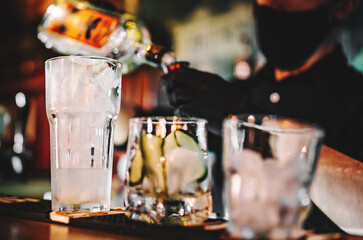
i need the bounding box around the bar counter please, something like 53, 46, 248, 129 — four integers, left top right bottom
0, 214, 361, 240
0, 145, 362, 240
0, 215, 146, 240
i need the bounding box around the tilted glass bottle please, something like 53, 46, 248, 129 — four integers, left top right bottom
38, 0, 171, 73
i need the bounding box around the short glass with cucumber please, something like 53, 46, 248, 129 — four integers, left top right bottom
124, 117, 212, 225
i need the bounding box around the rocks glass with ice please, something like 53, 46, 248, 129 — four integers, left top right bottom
223, 114, 324, 239
124, 117, 212, 225
45, 56, 121, 212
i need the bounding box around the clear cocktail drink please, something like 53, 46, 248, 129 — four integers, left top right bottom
46, 56, 121, 212
223, 114, 324, 239
124, 117, 212, 225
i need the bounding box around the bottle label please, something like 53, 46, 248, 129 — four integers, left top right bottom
44, 2, 119, 49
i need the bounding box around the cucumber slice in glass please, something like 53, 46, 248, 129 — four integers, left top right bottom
175, 130, 200, 152
197, 161, 208, 183
163, 130, 208, 193
175, 130, 208, 182
163, 129, 200, 153
165, 147, 206, 194
162, 131, 179, 154
129, 148, 144, 186
141, 133, 165, 192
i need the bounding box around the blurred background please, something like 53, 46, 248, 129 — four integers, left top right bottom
0, 0, 362, 200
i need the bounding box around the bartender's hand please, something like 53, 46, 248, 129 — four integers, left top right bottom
161, 68, 250, 135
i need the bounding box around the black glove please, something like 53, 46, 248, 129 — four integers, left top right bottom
161, 68, 252, 135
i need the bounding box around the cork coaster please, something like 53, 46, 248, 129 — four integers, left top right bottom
50, 207, 124, 224
203, 221, 227, 231
0, 196, 40, 204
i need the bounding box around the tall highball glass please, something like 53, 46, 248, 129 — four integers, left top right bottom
46, 56, 122, 212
